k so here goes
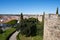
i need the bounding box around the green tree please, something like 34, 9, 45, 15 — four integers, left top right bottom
20, 13, 23, 21
18, 13, 24, 31
0, 26, 3, 34
16, 13, 23, 30
20, 18, 38, 37
20, 13, 23, 28
56, 7, 58, 14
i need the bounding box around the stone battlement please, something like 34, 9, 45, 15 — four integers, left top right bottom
44, 14, 60, 40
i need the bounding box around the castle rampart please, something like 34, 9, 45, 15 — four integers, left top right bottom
44, 14, 60, 40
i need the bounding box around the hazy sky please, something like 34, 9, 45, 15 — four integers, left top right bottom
0, 0, 60, 14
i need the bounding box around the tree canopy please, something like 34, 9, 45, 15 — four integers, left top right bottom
20, 18, 38, 37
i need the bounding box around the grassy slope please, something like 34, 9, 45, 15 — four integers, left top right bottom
0, 28, 16, 40
18, 34, 43, 40
6, 20, 17, 24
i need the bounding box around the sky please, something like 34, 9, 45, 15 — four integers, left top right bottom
0, 0, 60, 15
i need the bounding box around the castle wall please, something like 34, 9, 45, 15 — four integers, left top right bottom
22, 15, 42, 22
44, 14, 60, 40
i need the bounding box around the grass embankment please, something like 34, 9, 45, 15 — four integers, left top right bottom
6, 20, 17, 24
17, 21, 43, 40
17, 33, 43, 40
0, 28, 16, 40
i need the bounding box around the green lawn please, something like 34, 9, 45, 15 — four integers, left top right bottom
18, 33, 43, 40
6, 20, 17, 24
31, 36, 43, 40
0, 28, 16, 40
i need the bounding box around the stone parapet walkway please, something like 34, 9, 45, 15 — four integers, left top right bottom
9, 31, 19, 40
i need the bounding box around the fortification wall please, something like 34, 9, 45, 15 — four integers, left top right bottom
44, 14, 60, 40
21, 15, 42, 22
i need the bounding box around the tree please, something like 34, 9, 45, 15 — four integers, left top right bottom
16, 13, 23, 30
20, 18, 38, 37
20, 13, 23, 21
20, 13, 23, 29
17, 13, 25, 31
42, 12, 45, 26
56, 7, 58, 14
0, 26, 3, 34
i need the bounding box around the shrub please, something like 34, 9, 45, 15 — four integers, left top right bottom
0, 26, 3, 34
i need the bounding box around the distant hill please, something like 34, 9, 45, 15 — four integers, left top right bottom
0, 14, 42, 23
0, 16, 19, 23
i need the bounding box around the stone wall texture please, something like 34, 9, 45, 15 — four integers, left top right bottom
43, 14, 60, 40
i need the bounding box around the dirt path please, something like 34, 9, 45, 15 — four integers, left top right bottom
9, 31, 19, 40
